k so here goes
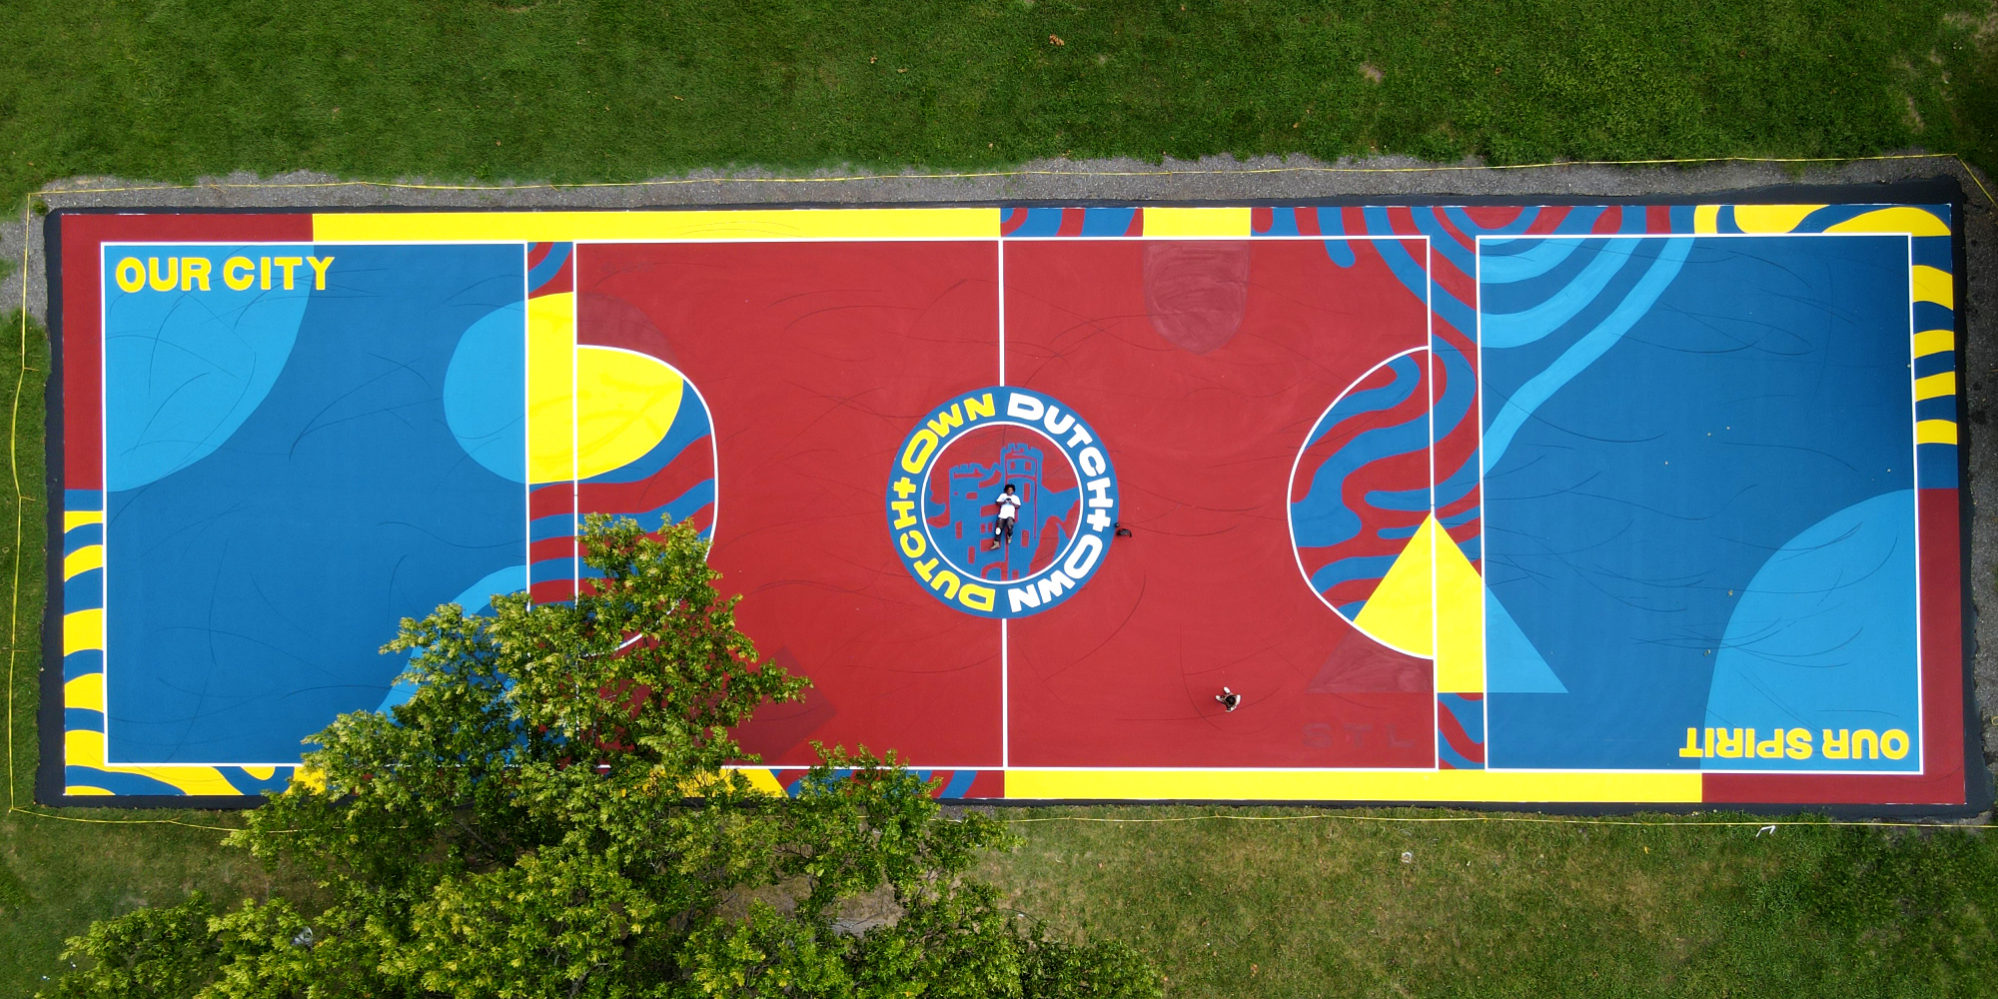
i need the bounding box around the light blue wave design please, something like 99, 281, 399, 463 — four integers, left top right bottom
1702, 490, 1919, 770
1482, 237, 1693, 475
1482, 241, 1647, 350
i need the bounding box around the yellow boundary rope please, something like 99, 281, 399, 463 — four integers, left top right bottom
2, 150, 1989, 834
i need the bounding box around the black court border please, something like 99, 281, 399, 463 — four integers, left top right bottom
35, 177, 1986, 817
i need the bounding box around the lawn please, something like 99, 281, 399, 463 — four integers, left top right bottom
2, 1, 1995, 211
4, 1, 1998, 993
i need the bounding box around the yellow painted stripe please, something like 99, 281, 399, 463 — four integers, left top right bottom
66, 786, 114, 796
1728, 204, 1824, 233
63, 544, 103, 580
1141, 207, 1252, 237
1911, 265, 1953, 309
1692, 205, 1722, 234
1005, 769, 1703, 803
1826, 206, 1950, 237
1913, 328, 1954, 358
1916, 420, 1958, 445
64, 672, 104, 713
63, 730, 250, 796
1915, 372, 1956, 402
313, 208, 1000, 243
64, 510, 103, 531
242, 766, 277, 780
739, 768, 786, 796
63, 608, 103, 654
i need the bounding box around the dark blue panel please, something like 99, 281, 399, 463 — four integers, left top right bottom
1482, 235, 1915, 769
105, 244, 525, 765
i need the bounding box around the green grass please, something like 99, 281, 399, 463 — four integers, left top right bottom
988, 808, 1998, 998
0, 313, 297, 990
1, 1, 1994, 211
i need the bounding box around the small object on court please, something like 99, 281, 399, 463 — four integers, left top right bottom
1216, 686, 1242, 712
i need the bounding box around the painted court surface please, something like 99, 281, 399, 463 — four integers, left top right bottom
42, 198, 1973, 809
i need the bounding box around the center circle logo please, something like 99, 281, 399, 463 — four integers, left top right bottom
886, 387, 1118, 619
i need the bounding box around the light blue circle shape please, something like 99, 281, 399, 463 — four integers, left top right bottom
885, 386, 1118, 620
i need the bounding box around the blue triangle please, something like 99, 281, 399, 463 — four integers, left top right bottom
1486, 590, 1566, 694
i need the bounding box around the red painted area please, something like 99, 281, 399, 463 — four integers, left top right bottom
1704, 489, 1967, 805
576, 241, 1005, 767
1001, 239, 1437, 767
58, 213, 313, 490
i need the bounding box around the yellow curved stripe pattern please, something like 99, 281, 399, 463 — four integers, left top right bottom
1915, 372, 1955, 402
1826, 206, 1950, 237
526, 292, 577, 485
1693, 205, 1722, 234
1913, 329, 1954, 359
1006, 769, 1702, 803
64, 510, 103, 531
63, 608, 103, 654
576, 347, 685, 480
1729, 205, 1825, 233
1911, 266, 1953, 309
63, 544, 103, 580
1916, 420, 1958, 445
64, 730, 250, 797
65, 672, 104, 713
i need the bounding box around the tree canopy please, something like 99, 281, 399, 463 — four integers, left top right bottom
44, 516, 1160, 998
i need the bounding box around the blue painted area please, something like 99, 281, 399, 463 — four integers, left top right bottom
1484, 592, 1565, 694
63, 522, 102, 555
1080, 208, 1137, 236
940, 770, 978, 797
64, 649, 103, 679
62, 568, 103, 615
1482, 235, 1916, 769
1919, 443, 1958, 488
1912, 234, 1951, 272
102, 245, 313, 491
1703, 491, 1919, 771
442, 302, 530, 482
1004, 208, 1065, 238
105, 244, 527, 765
65, 489, 102, 510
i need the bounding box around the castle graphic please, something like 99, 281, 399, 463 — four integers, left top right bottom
930, 442, 1067, 581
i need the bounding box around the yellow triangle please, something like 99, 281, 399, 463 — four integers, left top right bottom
1432, 527, 1486, 694
1352, 518, 1437, 657
1350, 515, 1488, 693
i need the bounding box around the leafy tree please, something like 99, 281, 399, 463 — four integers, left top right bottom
44, 516, 1160, 998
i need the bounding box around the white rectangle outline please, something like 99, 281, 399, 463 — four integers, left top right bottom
86, 223, 1948, 784
96, 240, 530, 768
1471, 229, 1927, 778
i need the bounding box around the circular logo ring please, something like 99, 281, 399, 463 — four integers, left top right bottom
885, 386, 1118, 619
